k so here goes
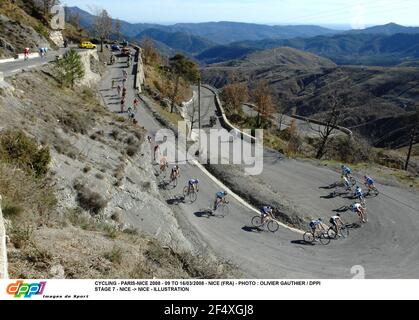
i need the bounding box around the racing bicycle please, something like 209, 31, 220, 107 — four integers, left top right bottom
303, 229, 331, 245
251, 215, 280, 233
183, 185, 198, 203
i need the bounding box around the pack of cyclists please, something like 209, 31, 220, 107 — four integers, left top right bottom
151, 140, 377, 242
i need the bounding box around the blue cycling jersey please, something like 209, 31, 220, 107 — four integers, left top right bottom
261, 207, 271, 215
366, 177, 374, 185
343, 166, 351, 174
189, 179, 199, 185
310, 220, 321, 227
216, 191, 227, 199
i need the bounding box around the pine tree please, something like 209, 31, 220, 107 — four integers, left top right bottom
55, 49, 85, 88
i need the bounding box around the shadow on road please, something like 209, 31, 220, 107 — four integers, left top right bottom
194, 210, 213, 219
320, 192, 338, 199
242, 226, 262, 233
166, 196, 184, 206
319, 183, 338, 190
333, 206, 349, 213
291, 240, 315, 246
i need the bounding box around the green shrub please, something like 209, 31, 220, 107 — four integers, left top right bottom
74, 179, 108, 215
0, 129, 51, 177
34, 23, 49, 39
10, 223, 33, 249
103, 246, 123, 264
2, 200, 24, 218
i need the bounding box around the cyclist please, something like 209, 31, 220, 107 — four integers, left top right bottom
24, 47, 30, 60
260, 206, 274, 225
364, 176, 376, 192
309, 218, 326, 241
213, 191, 228, 211
355, 185, 365, 203
342, 175, 352, 191
133, 98, 140, 110
341, 165, 352, 179
170, 165, 180, 182
159, 156, 168, 172
187, 178, 200, 194
350, 203, 367, 223
120, 98, 125, 113
154, 144, 160, 161
330, 214, 345, 237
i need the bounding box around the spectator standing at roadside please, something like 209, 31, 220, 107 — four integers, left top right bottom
117, 84, 121, 96
24, 47, 30, 60
121, 98, 125, 113
133, 98, 139, 110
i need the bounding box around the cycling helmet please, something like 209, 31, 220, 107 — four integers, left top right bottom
196, 179, 199, 184
318, 218, 322, 221
337, 214, 341, 217
223, 190, 228, 195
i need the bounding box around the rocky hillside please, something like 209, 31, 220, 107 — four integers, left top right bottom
0, 0, 235, 278
202, 48, 419, 148
0, 58, 234, 278
0, 0, 55, 58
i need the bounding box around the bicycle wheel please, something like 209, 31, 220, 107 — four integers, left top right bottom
340, 226, 349, 238
320, 233, 331, 245
349, 176, 357, 185
267, 220, 279, 233
252, 216, 263, 227
327, 227, 338, 240
183, 187, 189, 199
303, 232, 314, 243
171, 177, 178, 188
218, 204, 229, 217
189, 190, 198, 203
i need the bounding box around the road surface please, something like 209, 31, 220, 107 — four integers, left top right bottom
2, 49, 416, 278
100, 59, 419, 278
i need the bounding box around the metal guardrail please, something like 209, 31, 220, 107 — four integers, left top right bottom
243, 102, 353, 137
202, 84, 258, 144
132, 45, 145, 93
290, 114, 353, 137
0, 195, 8, 279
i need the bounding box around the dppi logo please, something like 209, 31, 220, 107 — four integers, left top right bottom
6, 280, 46, 298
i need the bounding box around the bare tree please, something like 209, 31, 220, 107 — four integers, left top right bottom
91, 7, 113, 52
314, 93, 343, 159
141, 38, 160, 65
405, 107, 419, 170
221, 82, 249, 115
114, 19, 122, 41
252, 80, 275, 128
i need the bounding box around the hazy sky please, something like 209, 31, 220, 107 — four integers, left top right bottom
61, 0, 419, 27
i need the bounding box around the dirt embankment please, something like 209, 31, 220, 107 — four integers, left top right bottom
204, 164, 306, 229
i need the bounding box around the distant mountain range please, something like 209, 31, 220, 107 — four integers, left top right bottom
201, 29, 419, 66
201, 47, 419, 148
65, 7, 419, 67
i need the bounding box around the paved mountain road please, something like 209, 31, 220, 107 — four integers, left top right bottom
5, 52, 411, 279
